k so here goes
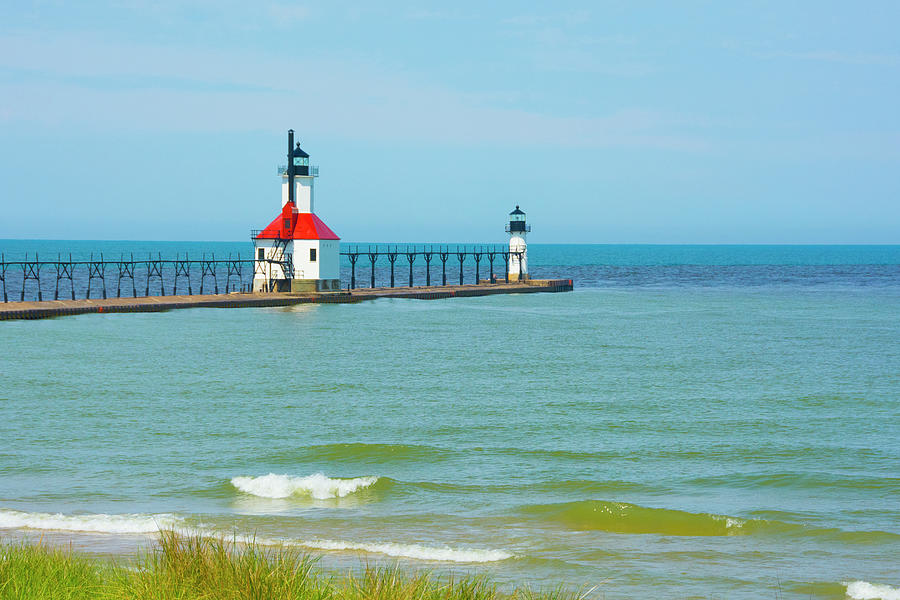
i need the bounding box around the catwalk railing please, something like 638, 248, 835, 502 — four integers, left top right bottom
0, 253, 260, 302
341, 245, 523, 289
0, 245, 526, 302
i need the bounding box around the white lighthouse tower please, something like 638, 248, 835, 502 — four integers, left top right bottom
506, 205, 530, 281
252, 130, 341, 293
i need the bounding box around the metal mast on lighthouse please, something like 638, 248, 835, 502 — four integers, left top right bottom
287, 129, 295, 206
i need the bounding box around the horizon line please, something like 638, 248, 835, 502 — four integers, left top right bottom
2, 238, 900, 247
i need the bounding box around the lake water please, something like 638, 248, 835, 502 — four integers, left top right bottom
1, 242, 899, 600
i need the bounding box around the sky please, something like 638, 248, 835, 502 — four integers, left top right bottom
0, 1, 898, 243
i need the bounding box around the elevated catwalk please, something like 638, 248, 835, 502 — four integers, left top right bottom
0, 279, 573, 321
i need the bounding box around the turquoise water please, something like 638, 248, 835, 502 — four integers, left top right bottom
1, 243, 899, 599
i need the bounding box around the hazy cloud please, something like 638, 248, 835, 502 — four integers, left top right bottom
755, 49, 900, 66
0, 31, 704, 150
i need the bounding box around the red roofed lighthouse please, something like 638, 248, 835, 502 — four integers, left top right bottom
252, 130, 341, 292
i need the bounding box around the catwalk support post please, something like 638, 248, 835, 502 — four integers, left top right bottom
406, 246, 416, 287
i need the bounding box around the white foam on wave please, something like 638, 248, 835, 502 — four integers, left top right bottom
289, 538, 512, 563
724, 517, 745, 529
230, 473, 378, 499
192, 531, 509, 563
0, 508, 181, 534
845, 581, 900, 600
0, 508, 510, 564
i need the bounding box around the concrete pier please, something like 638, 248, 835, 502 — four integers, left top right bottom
0, 279, 573, 321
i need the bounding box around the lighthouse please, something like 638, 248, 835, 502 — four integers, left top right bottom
252, 130, 341, 292
506, 205, 530, 281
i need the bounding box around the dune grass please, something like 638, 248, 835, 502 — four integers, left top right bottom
0, 537, 105, 599
0, 531, 591, 600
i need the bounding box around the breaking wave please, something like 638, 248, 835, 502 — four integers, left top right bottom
217, 532, 510, 563
0, 508, 181, 534
519, 500, 900, 542
230, 473, 379, 499
286, 538, 512, 563
520, 500, 746, 536
0, 508, 509, 563
845, 581, 900, 600
199, 530, 510, 564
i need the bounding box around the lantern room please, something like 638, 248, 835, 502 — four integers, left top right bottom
506, 205, 531, 233
291, 143, 310, 176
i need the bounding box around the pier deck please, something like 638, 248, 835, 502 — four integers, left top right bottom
0, 279, 572, 321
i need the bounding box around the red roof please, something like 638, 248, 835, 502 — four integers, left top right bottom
255, 203, 340, 240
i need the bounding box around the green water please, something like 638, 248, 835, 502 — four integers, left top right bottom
2, 249, 899, 599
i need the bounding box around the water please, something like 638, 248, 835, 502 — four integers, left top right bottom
1, 242, 899, 599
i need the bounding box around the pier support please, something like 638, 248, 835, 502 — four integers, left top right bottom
86, 253, 108, 299
252, 257, 266, 292
456, 248, 466, 285
440, 248, 449, 286
406, 247, 416, 287
200, 254, 218, 295
367, 247, 378, 288
172, 254, 192, 296
348, 251, 360, 289
423, 249, 433, 286
387, 248, 397, 288
21, 254, 42, 302
473, 247, 482, 285
225, 255, 242, 293
116, 254, 137, 298
55, 254, 76, 300
147, 254, 165, 297
0, 254, 7, 303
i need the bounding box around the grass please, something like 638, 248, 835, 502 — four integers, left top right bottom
0, 531, 593, 600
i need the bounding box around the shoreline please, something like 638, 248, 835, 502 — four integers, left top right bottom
0, 531, 586, 600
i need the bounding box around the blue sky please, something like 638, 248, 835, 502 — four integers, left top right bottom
1, 1, 898, 243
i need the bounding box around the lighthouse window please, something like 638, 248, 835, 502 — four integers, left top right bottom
309, 248, 317, 262
257, 248, 264, 260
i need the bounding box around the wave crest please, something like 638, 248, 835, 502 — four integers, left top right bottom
519, 500, 900, 543
845, 581, 900, 600
520, 500, 749, 536
0, 508, 180, 534
204, 531, 510, 563
230, 473, 378, 499
291, 538, 512, 563
0, 508, 511, 564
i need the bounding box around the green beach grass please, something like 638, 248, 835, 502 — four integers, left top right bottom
0, 531, 589, 600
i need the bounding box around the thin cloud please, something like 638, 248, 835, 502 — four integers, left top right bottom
502, 10, 591, 28
756, 49, 899, 66
0, 31, 708, 150
499, 17, 650, 77
266, 4, 310, 25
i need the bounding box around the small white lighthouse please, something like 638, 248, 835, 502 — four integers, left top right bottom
252, 130, 341, 293
506, 205, 530, 281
